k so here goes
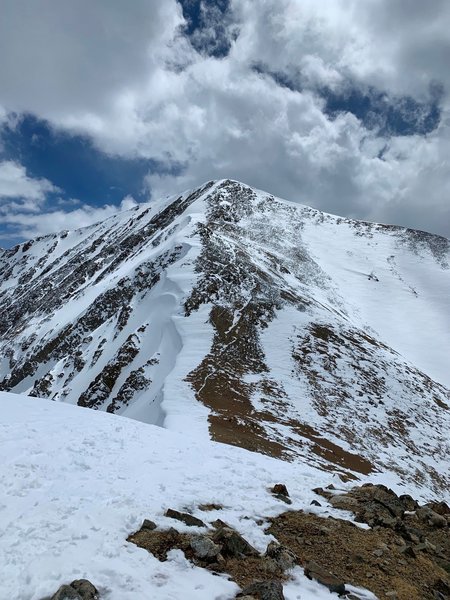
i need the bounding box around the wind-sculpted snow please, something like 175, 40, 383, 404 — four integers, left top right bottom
0, 179, 449, 497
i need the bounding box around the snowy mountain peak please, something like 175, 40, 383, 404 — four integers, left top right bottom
0, 179, 449, 498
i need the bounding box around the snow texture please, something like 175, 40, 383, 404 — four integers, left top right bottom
0, 391, 375, 600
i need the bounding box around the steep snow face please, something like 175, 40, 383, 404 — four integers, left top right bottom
0, 179, 449, 495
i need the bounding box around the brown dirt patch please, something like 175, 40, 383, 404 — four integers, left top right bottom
127, 526, 288, 589
288, 422, 373, 476
186, 302, 371, 478
268, 510, 450, 600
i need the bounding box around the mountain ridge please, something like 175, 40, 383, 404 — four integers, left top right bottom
0, 179, 449, 498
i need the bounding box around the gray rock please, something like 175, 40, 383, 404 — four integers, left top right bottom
212, 527, 259, 558
141, 519, 157, 531
190, 535, 221, 559
400, 545, 416, 558
50, 586, 82, 600
403, 526, 423, 544
70, 580, 98, 600
416, 507, 447, 528
329, 495, 360, 511
426, 501, 450, 516
398, 494, 418, 512
165, 508, 205, 527
48, 580, 98, 600
237, 580, 285, 600
265, 541, 297, 571
271, 484, 291, 504
304, 561, 346, 595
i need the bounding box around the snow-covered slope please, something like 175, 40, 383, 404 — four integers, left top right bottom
0, 179, 449, 496
0, 391, 374, 600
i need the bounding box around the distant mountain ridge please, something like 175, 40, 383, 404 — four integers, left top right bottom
0, 179, 449, 497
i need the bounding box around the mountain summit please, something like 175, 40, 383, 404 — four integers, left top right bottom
0, 179, 449, 496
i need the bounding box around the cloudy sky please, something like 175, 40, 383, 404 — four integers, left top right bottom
0, 0, 449, 245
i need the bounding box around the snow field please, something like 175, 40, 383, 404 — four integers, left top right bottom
0, 392, 369, 600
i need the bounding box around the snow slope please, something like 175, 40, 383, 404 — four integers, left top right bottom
0, 391, 380, 600
0, 179, 449, 495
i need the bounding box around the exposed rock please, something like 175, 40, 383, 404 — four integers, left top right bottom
270, 484, 292, 505
141, 519, 157, 531
264, 541, 297, 571
400, 545, 416, 558
268, 503, 450, 600
416, 507, 448, 528
211, 518, 230, 529
415, 539, 437, 554
212, 527, 259, 558
236, 580, 285, 600
312, 487, 333, 500
47, 580, 98, 600
426, 501, 450, 516
433, 578, 450, 598
329, 494, 360, 511
70, 580, 98, 600
128, 525, 184, 561
304, 560, 346, 594
50, 586, 82, 600
190, 535, 221, 560
165, 508, 205, 527
271, 484, 289, 497
198, 503, 223, 512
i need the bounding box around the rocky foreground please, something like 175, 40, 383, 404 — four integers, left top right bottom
44, 483, 450, 600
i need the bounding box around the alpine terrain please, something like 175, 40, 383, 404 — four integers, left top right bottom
1, 179, 450, 600
0, 179, 449, 496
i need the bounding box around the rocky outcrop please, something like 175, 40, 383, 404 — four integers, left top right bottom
165, 508, 206, 528
236, 580, 285, 600
42, 579, 98, 600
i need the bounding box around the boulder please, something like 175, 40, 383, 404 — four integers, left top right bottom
48, 580, 98, 600
141, 519, 157, 531
415, 539, 437, 554
165, 508, 205, 527
237, 580, 285, 600
416, 507, 447, 528
304, 560, 346, 595
50, 586, 82, 600
426, 501, 450, 516
265, 541, 297, 571
190, 535, 221, 560
329, 495, 360, 512
70, 581, 98, 600
212, 527, 259, 558
271, 484, 291, 505
271, 484, 289, 497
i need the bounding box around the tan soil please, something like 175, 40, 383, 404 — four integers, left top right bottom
186, 304, 372, 480
127, 527, 287, 588
268, 510, 450, 600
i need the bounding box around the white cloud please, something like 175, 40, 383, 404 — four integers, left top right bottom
1, 195, 138, 240
0, 159, 138, 241
0, 161, 58, 207
0, 0, 449, 238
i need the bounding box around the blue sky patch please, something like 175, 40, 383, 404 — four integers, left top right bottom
324, 85, 442, 137
254, 64, 442, 138
1, 115, 153, 206
177, 0, 235, 58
